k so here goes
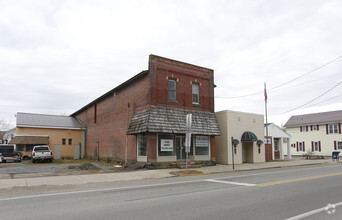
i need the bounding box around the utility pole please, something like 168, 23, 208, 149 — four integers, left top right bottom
185, 114, 192, 171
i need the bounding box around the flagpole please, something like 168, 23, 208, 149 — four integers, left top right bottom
264, 82, 269, 161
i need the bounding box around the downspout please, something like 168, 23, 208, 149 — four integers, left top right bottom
125, 102, 130, 166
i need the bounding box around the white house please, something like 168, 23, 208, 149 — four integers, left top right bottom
284, 110, 342, 157
264, 123, 291, 160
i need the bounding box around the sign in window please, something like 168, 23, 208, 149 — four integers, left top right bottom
161, 139, 174, 152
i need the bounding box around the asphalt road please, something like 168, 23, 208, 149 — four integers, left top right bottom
0, 164, 342, 220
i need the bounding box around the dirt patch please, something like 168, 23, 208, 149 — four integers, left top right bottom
67, 163, 100, 170
170, 170, 203, 176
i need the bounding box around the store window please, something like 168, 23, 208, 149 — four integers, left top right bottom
195, 135, 209, 155
137, 134, 147, 156
158, 134, 174, 156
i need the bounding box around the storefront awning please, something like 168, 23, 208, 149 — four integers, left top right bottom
241, 131, 258, 142
9, 135, 49, 145
127, 106, 221, 136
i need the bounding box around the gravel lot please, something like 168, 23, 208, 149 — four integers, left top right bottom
0, 161, 117, 178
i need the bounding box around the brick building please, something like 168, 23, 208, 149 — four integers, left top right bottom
72, 55, 220, 167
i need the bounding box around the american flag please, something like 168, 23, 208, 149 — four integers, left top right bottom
264, 87, 267, 102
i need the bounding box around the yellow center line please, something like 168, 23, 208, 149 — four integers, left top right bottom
257, 172, 342, 187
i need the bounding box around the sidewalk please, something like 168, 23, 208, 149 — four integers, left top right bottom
0, 158, 338, 190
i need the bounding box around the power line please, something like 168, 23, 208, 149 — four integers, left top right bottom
270, 81, 342, 116
268, 55, 342, 91
215, 55, 342, 99
305, 93, 342, 108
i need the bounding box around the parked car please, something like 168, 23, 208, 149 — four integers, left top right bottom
32, 145, 53, 163
0, 145, 21, 163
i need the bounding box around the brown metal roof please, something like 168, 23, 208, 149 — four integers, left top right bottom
9, 135, 49, 145
284, 110, 342, 127
17, 112, 85, 130
127, 106, 221, 136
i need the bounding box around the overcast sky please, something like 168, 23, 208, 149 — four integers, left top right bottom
1, 0, 342, 129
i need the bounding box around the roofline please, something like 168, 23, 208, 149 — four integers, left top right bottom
149, 54, 214, 72
265, 123, 291, 137
284, 110, 342, 127
14, 134, 49, 137
216, 109, 264, 117
17, 112, 75, 118
284, 121, 341, 128
71, 70, 149, 116
17, 125, 86, 130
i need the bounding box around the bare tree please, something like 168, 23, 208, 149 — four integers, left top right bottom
0, 119, 10, 131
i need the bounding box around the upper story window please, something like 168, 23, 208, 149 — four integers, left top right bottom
312, 125, 318, 131
329, 124, 339, 134
301, 126, 307, 132
168, 79, 176, 101
192, 83, 199, 104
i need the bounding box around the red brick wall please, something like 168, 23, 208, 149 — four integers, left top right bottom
74, 73, 149, 161
149, 55, 215, 112
147, 132, 157, 162
74, 55, 216, 162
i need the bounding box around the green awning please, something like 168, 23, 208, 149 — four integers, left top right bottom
241, 131, 258, 142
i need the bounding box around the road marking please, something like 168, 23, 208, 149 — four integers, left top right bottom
206, 164, 341, 182
257, 172, 342, 187
285, 201, 342, 220
205, 179, 256, 186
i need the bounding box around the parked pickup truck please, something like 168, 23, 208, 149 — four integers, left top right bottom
32, 145, 53, 163
0, 145, 21, 163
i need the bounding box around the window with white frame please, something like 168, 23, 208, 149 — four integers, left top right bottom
298, 142, 304, 151
301, 126, 307, 132
192, 83, 199, 104
329, 124, 339, 134
312, 125, 318, 131
313, 141, 319, 152
338, 141, 342, 150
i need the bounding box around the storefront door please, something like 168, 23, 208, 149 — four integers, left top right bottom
176, 136, 186, 160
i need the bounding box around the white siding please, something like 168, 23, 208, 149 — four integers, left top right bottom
287, 125, 342, 156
